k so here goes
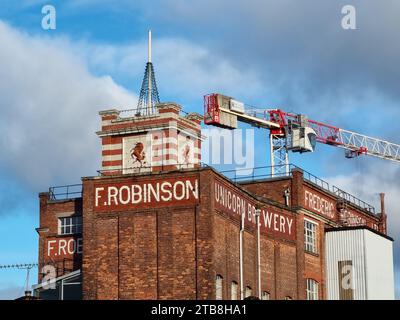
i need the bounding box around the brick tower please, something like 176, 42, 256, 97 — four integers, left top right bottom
97, 103, 203, 175
97, 30, 202, 175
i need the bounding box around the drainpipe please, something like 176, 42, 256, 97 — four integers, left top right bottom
239, 211, 245, 300
379, 193, 387, 234
255, 209, 261, 299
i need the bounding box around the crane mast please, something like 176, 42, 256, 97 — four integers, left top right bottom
204, 93, 400, 176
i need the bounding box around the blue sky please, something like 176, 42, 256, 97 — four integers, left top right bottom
0, 0, 399, 299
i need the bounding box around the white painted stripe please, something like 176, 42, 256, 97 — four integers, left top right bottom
153, 148, 179, 157
102, 143, 123, 151
156, 112, 179, 119
151, 161, 200, 167
151, 137, 178, 145
102, 155, 123, 161
152, 160, 180, 166
101, 120, 113, 126
102, 165, 122, 171
98, 126, 203, 140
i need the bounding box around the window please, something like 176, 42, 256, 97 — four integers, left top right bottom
231, 281, 238, 300
308, 132, 317, 150
59, 216, 82, 235
216, 275, 223, 300
304, 219, 318, 253
261, 291, 270, 300
245, 286, 252, 298
306, 279, 319, 300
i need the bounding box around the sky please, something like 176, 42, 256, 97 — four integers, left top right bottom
0, 0, 399, 299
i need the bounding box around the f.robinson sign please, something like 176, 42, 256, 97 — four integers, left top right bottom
93, 176, 199, 212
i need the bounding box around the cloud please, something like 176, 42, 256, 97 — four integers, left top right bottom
0, 19, 264, 203
69, 37, 264, 108
0, 20, 137, 190
84, 0, 400, 120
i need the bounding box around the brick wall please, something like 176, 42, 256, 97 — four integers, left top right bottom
240, 177, 291, 206
81, 170, 208, 299
38, 165, 385, 300
37, 193, 82, 282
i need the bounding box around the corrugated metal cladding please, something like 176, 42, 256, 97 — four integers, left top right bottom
325, 228, 394, 300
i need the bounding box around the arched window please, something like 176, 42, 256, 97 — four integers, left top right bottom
231, 281, 238, 300
261, 291, 270, 300
216, 275, 223, 300
245, 286, 252, 298
306, 279, 319, 300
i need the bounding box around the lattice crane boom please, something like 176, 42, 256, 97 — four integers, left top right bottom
269, 108, 400, 163
204, 93, 400, 174
335, 129, 400, 163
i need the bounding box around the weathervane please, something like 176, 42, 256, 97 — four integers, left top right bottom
136, 30, 160, 116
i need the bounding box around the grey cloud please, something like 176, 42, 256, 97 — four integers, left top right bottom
51, 1, 400, 128
105, 0, 400, 119
326, 160, 400, 298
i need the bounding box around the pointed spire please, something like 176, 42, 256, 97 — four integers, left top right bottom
136, 29, 160, 116
148, 29, 152, 63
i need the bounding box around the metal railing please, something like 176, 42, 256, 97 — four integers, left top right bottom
94, 161, 375, 215
218, 164, 297, 182
116, 105, 190, 119
97, 163, 210, 176
49, 184, 82, 201
219, 164, 376, 215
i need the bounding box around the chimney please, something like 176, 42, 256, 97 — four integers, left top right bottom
379, 193, 387, 234
380, 193, 385, 214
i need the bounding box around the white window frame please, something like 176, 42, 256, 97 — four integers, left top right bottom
230, 281, 238, 300
245, 286, 252, 298
261, 291, 270, 300
306, 279, 319, 300
216, 275, 223, 300
304, 218, 318, 254
58, 216, 82, 235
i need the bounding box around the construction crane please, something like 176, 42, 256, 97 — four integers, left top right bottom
204, 93, 400, 176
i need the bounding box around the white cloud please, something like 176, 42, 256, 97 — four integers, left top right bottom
0, 21, 137, 189
70, 37, 264, 104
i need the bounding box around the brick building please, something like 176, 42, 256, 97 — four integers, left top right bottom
33, 102, 394, 300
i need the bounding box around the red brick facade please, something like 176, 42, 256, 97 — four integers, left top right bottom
37, 165, 387, 300
37, 195, 82, 282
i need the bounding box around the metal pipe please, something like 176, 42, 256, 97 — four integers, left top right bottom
380, 193, 385, 214
148, 29, 152, 63
255, 209, 261, 299
239, 211, 245, 300
269, 134, 275, 177
147, 30, 152, 114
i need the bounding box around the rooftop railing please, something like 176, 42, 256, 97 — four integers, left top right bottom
219, 164, 376, 215
48, 184, 82, 201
